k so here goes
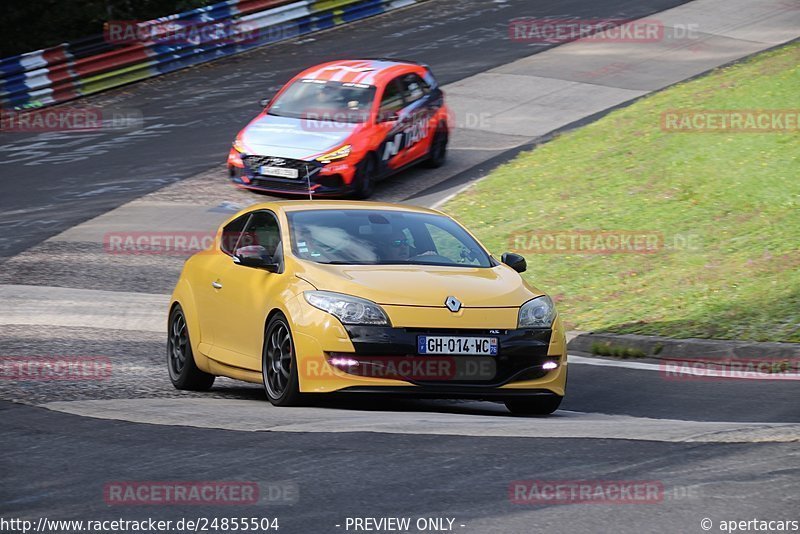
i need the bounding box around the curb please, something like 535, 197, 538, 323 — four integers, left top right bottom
567, 331, 800, 362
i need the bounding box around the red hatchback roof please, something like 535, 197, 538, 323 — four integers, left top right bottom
296, 59, 425, 87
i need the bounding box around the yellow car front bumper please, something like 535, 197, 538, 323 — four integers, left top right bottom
287, 296, 568, 397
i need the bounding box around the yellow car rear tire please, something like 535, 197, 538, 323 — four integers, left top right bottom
167, 305, 215, 391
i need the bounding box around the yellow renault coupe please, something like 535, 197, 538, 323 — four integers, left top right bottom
167, 201, 567, 414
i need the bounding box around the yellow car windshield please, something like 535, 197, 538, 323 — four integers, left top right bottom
287, 210, 492, 267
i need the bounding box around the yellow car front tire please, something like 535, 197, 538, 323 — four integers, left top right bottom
504, 395, 563, 416
263, 313, 305, 406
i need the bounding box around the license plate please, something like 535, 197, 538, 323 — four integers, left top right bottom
260, 165, 299, 179
417, 336, 498, 355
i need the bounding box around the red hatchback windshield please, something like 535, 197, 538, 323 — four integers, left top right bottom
268, 79, 377, 123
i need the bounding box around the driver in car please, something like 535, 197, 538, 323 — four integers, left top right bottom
380, 231, 413, 262
379, 230, 438, 262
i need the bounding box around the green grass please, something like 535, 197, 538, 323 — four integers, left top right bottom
443, 43, 800, 343
590, 342, 647, 359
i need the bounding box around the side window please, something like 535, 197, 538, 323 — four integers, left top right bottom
237, 211, 281, 260
379, 78, 405, 118
220, 215, 249, 255
400, 73, 429, 104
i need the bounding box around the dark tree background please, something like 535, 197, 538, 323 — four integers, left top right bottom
2, 0, 216, 58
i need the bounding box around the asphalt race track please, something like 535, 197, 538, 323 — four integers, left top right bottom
0, 0, 692, 260
1, 0, 799, 532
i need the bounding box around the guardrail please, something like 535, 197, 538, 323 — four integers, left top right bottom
0, 0, 421, 110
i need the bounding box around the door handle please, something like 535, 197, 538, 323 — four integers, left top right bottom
211, 281, 223, 289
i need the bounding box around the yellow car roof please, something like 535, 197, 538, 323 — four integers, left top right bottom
251, 200, 443, 215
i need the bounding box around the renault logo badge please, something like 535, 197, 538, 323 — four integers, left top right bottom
445, 296, 461, 312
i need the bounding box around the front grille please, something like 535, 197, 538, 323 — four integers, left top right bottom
243, 155, 322, 178
343, 326, 554, 386
250, 177, 314, 192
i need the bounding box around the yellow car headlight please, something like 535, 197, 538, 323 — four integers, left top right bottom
233, 137, 247, 153
518, 296, 556, 328
304, 290, 389, 326
316, 145, 351, 164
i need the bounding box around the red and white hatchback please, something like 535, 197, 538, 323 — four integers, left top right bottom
227, 59, 450, 198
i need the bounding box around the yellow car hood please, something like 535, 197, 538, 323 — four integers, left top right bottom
295, 262, 542, 308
